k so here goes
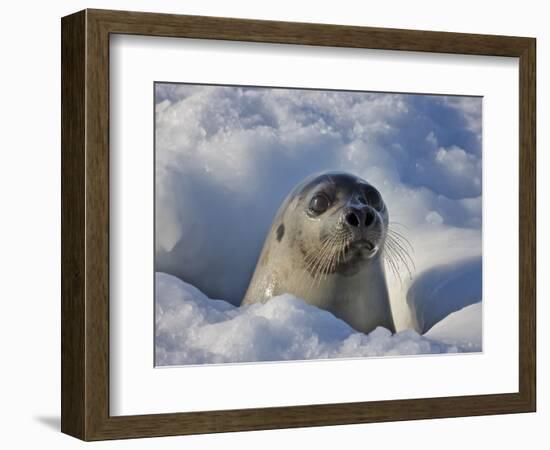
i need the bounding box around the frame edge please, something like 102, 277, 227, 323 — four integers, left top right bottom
61, 9, 87, 441
83, 8, 534, 56
518, 37, 536, 412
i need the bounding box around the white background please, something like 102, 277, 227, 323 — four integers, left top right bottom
0, 0, 546, 449
110, 36, 517, 415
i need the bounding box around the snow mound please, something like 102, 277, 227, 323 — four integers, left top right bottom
155, 273, 479, 366
407, 257, 482, 333
425, 302, 482, 351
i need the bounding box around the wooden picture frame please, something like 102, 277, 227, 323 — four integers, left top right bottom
61, 9, 536, 441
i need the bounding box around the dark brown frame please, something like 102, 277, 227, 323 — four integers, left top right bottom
61, 9, 536, 441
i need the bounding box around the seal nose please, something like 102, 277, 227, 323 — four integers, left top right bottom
364, 209, 375, 228
345, 207, 376, 229
345, 211, 360, 228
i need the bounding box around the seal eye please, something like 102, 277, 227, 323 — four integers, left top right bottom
309, 194, 330, 215
365, 187, 383, 210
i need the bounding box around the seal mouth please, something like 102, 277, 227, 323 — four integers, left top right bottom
345, 239, 376, 253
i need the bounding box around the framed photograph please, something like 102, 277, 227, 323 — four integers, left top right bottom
61, 9, 536, 440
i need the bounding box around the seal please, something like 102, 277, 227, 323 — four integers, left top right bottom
242, 171, 397, 334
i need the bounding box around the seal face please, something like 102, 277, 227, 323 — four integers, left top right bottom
242, 171, 396, 334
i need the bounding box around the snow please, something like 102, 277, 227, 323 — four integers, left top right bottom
153, 85, 483, 362
407, 257, 482, 333
425, 302, 482, 351
155, 273, 480, 366
154, 85, 482, 331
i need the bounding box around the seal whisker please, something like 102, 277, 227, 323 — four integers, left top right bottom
385, 223, 415, 281
385, 238, 409, 267
303, 236, 333, 273
388, 221, 411, 231
323, 233, 344, 279
387, 232, 413, 250
307, 234, 338, 290
336, 235, 348, 270
382, 240, 403, 283
384, 236, 414, 281
383, 249, 401, 283
313, 236, 337, 274
387, 239, 414, 268
318, 235, 339, 281
387, 228, 414, 252
331, 235, 347, 275
386, 233, 415, 269
327, 235, 344, 274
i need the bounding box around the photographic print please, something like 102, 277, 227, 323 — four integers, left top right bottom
154, 83, 482, 366
61, 11, 535, 439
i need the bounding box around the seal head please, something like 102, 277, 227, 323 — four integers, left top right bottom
242, 171, 395, 334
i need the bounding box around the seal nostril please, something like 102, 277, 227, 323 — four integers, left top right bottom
346, 212, 360, 227
365, 209, 375, 227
